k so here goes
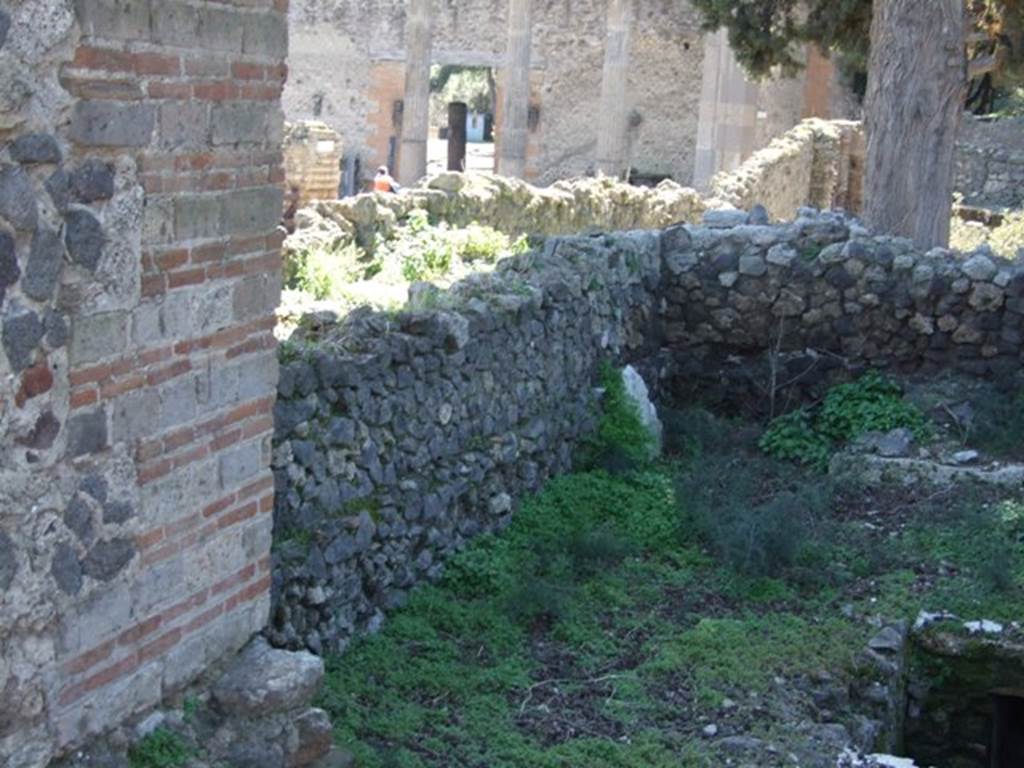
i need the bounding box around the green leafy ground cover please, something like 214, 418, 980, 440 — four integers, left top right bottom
315, 375, 1024, 767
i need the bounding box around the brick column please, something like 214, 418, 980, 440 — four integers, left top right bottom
397, 0, 432, 186
497, 0, 532, 178
595, 0, 634, 178
13, 0, 289, 755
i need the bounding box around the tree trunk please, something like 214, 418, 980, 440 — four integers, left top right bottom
864, 0, 966, 249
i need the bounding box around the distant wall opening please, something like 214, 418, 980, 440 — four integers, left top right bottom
427, 64, 497, 175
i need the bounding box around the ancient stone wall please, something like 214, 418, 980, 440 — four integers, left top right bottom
269, 230, 663, 652
955, 115, 1024, 209
709, 119, 866, 221
286, 172, 707, 260
0, 1, 286, 764
661, 210, 1024, 393
282, 121, 343, 228
271, 209, 1024, 655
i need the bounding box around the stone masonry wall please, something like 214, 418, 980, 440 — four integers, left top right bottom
709, 119, 865, 221
955, 115, 1024, 210
271, 210, 1024, 656
286, 171, 707, 258
661, 209, 1024, 393
282, 120, 343, 228
269, 230, 663, 653
1, 1, 286, 764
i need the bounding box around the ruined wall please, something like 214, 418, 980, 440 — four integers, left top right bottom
955, 115, 1024, 209
287, 172, 706, 260
284, 0, 708, 186
271, 209, 1024, 656
282, 121, 343, 227
0, 1, 286, 763
662, 210, 1024, 391
269, 230, 663, 652
710, 119, 865, 221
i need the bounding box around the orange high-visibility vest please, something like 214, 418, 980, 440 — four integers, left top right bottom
373, 177, 393, 193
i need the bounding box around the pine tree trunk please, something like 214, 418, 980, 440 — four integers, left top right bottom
864, 0, 966, 248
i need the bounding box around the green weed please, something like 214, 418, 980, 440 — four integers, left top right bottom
128, 728, 193, 768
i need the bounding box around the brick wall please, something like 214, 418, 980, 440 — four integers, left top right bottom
282, 121, 343, 224
0, 0, 287, 763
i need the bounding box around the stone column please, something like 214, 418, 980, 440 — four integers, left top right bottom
693, 28, 760, 190
497, 0, 532, 178
397, 0, 432, 186
595, 0, 635, 178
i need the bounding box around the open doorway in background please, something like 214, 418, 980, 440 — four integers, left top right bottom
427, 64, 497, 175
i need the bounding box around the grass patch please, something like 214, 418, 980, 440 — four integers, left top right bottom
314, 400, 1024, 766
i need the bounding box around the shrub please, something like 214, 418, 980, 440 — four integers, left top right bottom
284, 241, 369, 299
760, 371, 930, 468
817, 371, 930, 442
128, 728, 193, 768
969, 388, 1024, 460
678, 453, 830, 578
758, 409, 832, 469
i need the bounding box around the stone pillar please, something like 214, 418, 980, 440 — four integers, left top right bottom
398, 0, 432, 186
497, 0, 532, 178
595, 0, 635, 178
447, 102, 468, 171
693, 28, 760, 190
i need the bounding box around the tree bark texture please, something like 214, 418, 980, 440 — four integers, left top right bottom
864, 0, 965, 249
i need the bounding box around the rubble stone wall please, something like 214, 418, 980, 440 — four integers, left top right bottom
269, 230, 663, 653
271, 210, 1024, 654
662, 210, 1024, 395
709, 119, 866, 221
955, 115, 1024, 209
0, 1, 286, 764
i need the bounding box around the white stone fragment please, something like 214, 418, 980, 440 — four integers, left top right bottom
963, 619, 1003, 635
621, 365, 662, 456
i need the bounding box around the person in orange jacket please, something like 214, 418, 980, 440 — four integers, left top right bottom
373, 166, 401, 193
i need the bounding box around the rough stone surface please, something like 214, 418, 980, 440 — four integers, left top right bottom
0, 530, 16, 590
212, 638, 324, 717
0, 163, 39, 230
70, 159, 115, 202
64, 206, 106, 270
10, 133, 62, 165
621, 364, 662, 456
82, 538, 136, 581
0, 230, 19, 288
52, 542, 84, 596
23, 227, 65, 301
2, 308, 44, 371
65, 409, 109, 458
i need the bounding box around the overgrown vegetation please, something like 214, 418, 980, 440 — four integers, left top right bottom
580, 362, 656, 470
965, 386, 1024, 460
314, 371, 1024, 767
283, 209, 531, 303
759, 371, 929, 468
128, 728, 194, 768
